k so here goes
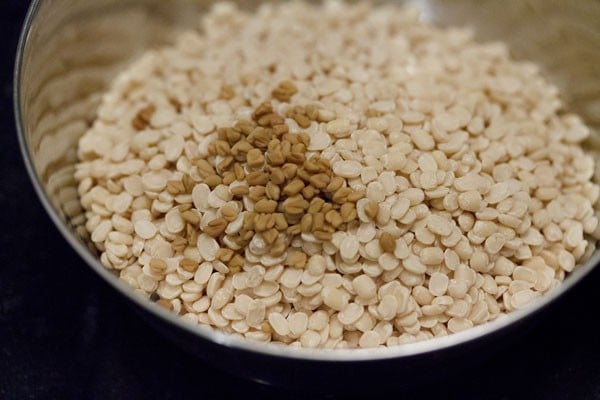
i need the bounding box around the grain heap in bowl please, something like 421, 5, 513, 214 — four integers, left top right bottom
75, 1, 600, 348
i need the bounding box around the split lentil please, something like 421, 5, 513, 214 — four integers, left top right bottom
76, 1, 600, 349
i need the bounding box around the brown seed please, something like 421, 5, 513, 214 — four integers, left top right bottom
203, 217, 228, 237
325, 210, 343, 228
301, 214, 313, 233
231, 140, 253, 160
254, 199, 278, 213
216, 248, 234, 262
379, 232, 396, 253
246, 149, 265, 168
283, 195, 309, 215
179, 257, 198, 272
262, 228, 279, 244
364, 200, 379, 220
285, 249, 307, 269
309, 173, 330, 189
177, 203, 193, 213
267, 145, 285, 166
246, 171, 270, 186
149, 258, 167, 275
265, 182, 281, 201
340, 203, 357, 222
220, 204, 238, 222
182, 174, 196, 193
296, 168, 312, 182
298, 132, 310, 147
283, 179, 305, 197
187, 224, 198, 244
321, 203, 333, 214
305, 105, 319, 120
243, 212, 256, 230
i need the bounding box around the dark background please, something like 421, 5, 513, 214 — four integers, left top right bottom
1, 1, 599, 399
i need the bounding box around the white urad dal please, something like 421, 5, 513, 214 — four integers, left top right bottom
76, 1, 600, 348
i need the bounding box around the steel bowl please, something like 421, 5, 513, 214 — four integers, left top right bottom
14, 0, 600, 393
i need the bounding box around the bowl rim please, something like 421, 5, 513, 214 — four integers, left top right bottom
14, 0, 600, 362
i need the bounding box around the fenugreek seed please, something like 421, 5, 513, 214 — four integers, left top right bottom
340, 203, 357, 222
248, 186, 266, 202
246, 148, 265, 168
281, 163, 298, 180
325, 210, 343, 228
171, 236, 187, 253
269, 168, 286, 185
287, 224, 302, 235
254, 213, 274, 232
312, 212, 325, 231
219, 84, 235, 100
167, 180, 185, 195
273, 213, 288, 230
286, 250, 308, 269
181, 210, 200, 225
233, 163, 245, 180
149, 258, 167, 274
228, 254, 245, 272
379, 232, 396, 253
270, 237, 288, 257
220, 205, 238, 222
204, 174, 222, 189
265, 182, 281, 201
230, 185, 249, 197
332, 187, 353, 204
301, 185, 318, 200
347, 190, 365, 203
314, 231, 332, 241
222, 171, 236, 185
194, 159, 216, 177
292, 113, 311, 129
309, 173, 330, 189
272, 80, 298, 102
252, 102, 273, 120
282, 179, 304, 197
273, 124, 288, 136
131, 104, 155, 130
179, 257, 198, 272
246, 171, 270, 186
254, 199, 278, 213
156, 299, 173, 311
283, 196, 309, 215
301, 214, 313, 233
203, 218, 228, 237
214, 140, 231, 157
216, 248, 234, 262
308, 198, 325, 213
262, 228, 279, 244
248, 127, 272, 148
326, 177, 344, 193
364, 201, 379, 220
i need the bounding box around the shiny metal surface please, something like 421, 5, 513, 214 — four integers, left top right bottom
14, 0, 600, 387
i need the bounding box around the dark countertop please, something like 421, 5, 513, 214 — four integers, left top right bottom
2, 1, 600, 399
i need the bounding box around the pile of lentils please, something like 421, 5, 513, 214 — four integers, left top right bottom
76, 1, 600, 348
